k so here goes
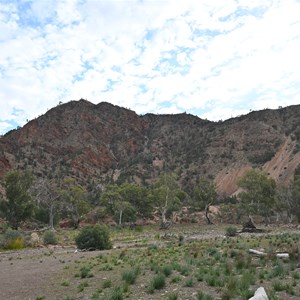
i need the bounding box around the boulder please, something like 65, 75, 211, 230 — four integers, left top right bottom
30, 232, 40, 244
249, 287, 268, 300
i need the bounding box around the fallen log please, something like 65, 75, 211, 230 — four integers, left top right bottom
249, 249, 289, 258
240, 217, 264, 233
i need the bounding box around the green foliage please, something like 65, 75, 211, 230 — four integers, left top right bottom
75, 225, 112, 250
275, 182, 300, 222
196, 291, 214, 300
0, 228, 25, 249
0, 170, 34, 229
225, 226, 237, 237
162, 265, 172, 277
192, 177, 217, 210
168, 292, 178, 300
237, 169, 276, 222
100, 183, 153, 224
79, 265, 93, 278
150, 173, 185, 223
32, 178, 60, 230
102, 279, 112, 289
77, 281, 89, 292
60, 178, 90, 228
247, 150, 276, 164
122, 266, 140, 285
107, 286, 123, 300
148, 273, 166, 291
113, 200, 136, 226
43, 230, 58, 245
294, 164, 300, 181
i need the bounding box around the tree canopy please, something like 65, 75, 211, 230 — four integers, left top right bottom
237, 169, 276, 223
0, 170, 34, 229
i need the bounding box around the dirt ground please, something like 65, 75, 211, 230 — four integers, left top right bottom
0, 224, 298, 300
0, 226, 225, 300
0, 246, 91, 300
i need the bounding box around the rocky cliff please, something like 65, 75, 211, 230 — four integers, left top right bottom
1, 99, 300, 196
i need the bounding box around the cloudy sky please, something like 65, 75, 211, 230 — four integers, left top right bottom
1, 0, 300, 135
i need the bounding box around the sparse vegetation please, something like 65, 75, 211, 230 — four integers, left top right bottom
2, 102, 300, 299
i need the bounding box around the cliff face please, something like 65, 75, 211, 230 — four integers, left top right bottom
1, 99, 300, 196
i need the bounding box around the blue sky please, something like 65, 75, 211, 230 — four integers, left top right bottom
1, 0, 300, 135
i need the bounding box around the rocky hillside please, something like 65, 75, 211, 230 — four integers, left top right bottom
1, 99, 300, 196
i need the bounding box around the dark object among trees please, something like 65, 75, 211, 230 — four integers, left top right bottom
159, 221, 173, 230
240, 218, 264, 233
205, 202, 213, 225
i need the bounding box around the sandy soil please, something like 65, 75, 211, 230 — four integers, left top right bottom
0, 247, 102, 300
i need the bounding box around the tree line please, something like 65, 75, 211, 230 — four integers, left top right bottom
0, 167, 300, 230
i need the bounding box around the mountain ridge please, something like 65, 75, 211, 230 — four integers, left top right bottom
1, 100, 300, 197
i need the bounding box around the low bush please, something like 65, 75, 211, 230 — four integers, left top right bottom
108, 286, 123, 300
0, 229, 25, 250
122, 266, 140, 285
43, 230, 58, 245
80, 264, 93, 278
149, 273, 166, 291
225, 226, 237, 237
75, 225, 112, 250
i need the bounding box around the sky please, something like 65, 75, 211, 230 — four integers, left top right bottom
1, 0, 300, 135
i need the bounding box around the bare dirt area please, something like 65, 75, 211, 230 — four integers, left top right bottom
0, 224, 299, 300
0, 246, 91, 300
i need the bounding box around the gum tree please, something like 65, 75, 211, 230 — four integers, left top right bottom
0, 170, 34, 229
237, 169, 276, 224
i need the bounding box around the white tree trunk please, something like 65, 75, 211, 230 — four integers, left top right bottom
119, 210, 123, 226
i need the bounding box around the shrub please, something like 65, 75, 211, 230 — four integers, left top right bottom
1, 229, 25, 250
6, 237, 25, 250
162, 265, 172, 277
75, 225, 112, 250
168, 292, 178, 300
197, 291, 214, 300
43, 230, 58, 245
108, 286, 123, 300
225, 226, 237, 237
80, 264, 93, 278
122, 266, 140, 285
149, 273, 166, 290
184, 277, 195, 287
102, 279, 112, 289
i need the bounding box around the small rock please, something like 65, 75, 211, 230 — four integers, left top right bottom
249, 287, 268, 300
31, 232, 40, 244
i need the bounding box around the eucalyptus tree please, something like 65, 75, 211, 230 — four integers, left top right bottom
0, 170, 34, 229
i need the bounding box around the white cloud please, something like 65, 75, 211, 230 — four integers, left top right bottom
0, 0, 300, 134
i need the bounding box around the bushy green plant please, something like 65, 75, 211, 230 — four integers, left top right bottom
43, 230, 58, 245
122, 266, 140, 285
6, 237, 25, 250
197, 291, 214, 300
79, 264, 93, 278
149, 273, 165, 290
108, 286, 123, 300
168, 292, 178, 300
225, 226, 237, 237
162, 265, 172, 277
102, 279, 112, 289
75, 225, 112, 250
1, 229, 25, 249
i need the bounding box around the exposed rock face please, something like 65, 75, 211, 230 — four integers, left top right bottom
0, 100, 300, 196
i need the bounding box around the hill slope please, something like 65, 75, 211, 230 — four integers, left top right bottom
1, 100, 300, 196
